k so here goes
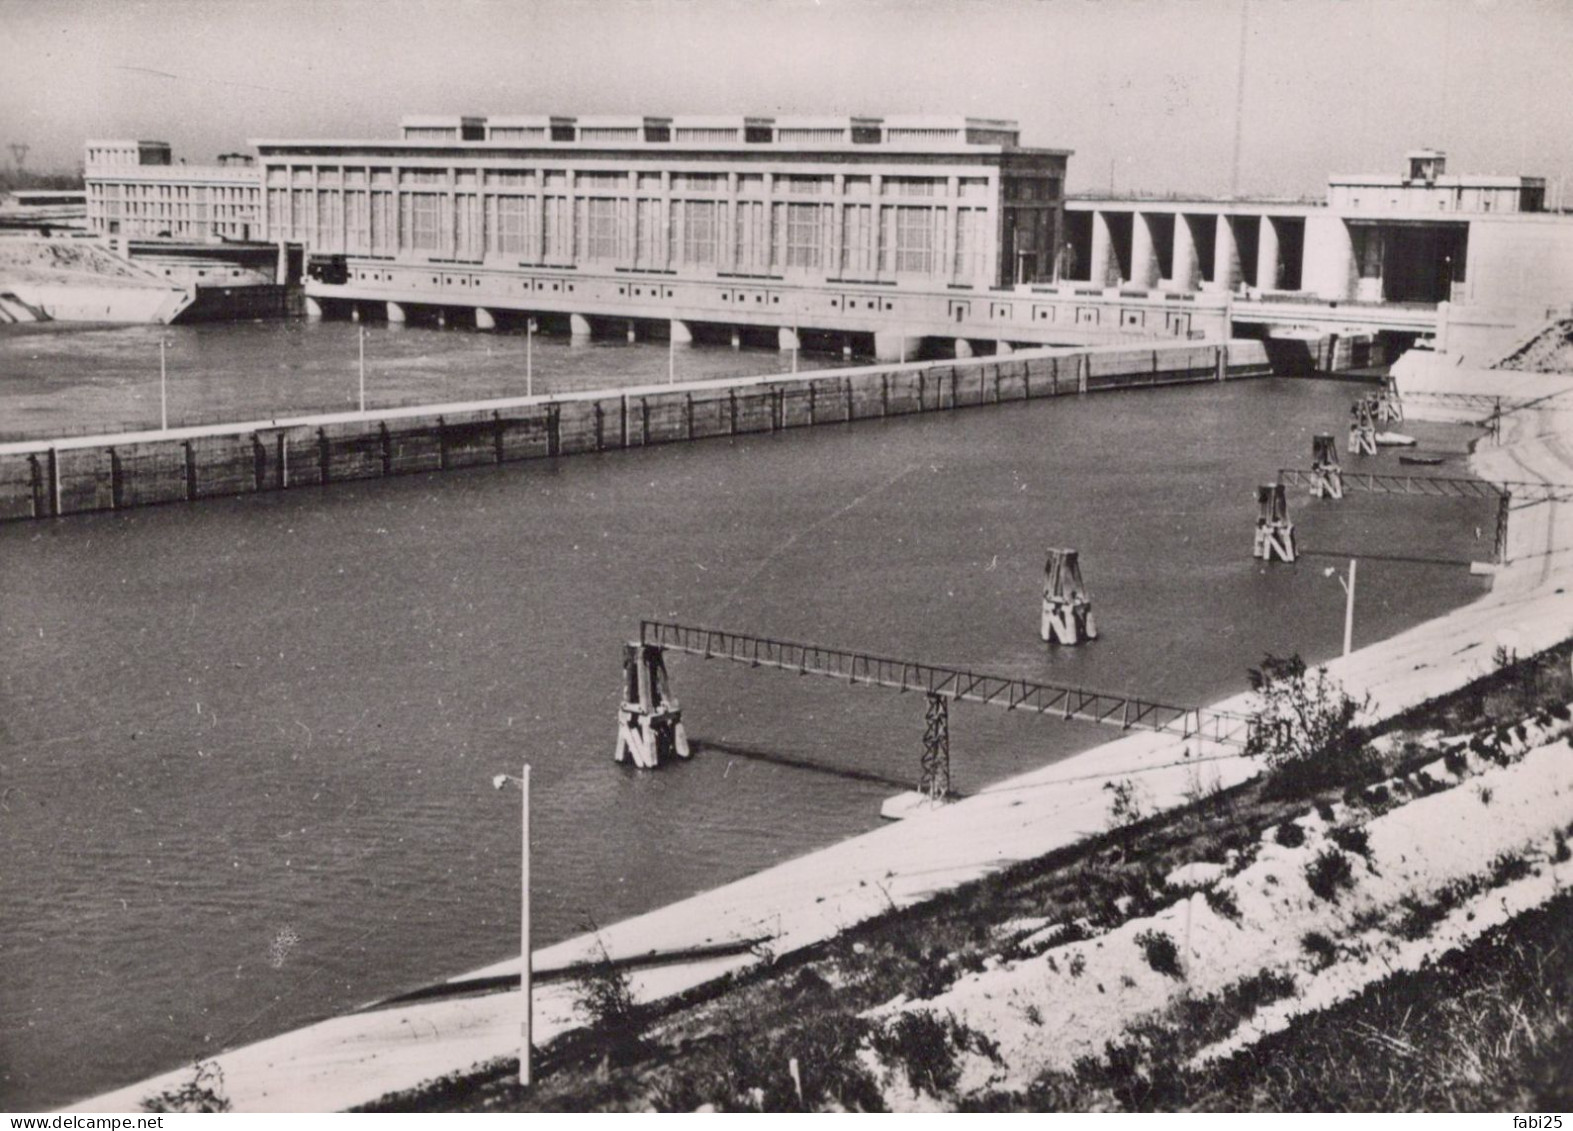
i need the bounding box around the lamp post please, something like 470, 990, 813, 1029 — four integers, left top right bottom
526, 318, 536, 398
668, 327, 675, 385
358, 324, 367, 413
491, 764, 532, 1088
159, 338, 169, 431
1323, 558, 1357, 656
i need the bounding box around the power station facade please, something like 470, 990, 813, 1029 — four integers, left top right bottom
82, 122, 1573, 361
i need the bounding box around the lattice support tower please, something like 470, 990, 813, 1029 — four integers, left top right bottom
1041, 547, 1097, 646
613, 642, 691, 769
1253, 482, 1296, 562
1374, 375, 1404, 424
1309, 433, 1343, 500
1348, 397, 1378, 456
1495, 489, 1513, 565
921, 693, 951, 801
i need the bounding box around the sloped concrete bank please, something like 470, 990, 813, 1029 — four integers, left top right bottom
66, 355, 1573, 1113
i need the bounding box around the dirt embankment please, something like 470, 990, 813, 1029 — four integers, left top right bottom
0, 236, 164, 288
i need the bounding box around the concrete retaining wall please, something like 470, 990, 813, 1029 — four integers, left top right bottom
0, 340, 1270, 523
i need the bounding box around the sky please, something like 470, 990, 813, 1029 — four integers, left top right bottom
3, 0, 1573, 199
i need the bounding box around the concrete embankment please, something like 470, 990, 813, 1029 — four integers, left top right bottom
78, 344, 1573, 1116
2, 339, 1266, 523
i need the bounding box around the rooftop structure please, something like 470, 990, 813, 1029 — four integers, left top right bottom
1327, 149, 1546, 215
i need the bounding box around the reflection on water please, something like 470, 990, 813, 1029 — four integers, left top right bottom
0, 339, 1491, 1107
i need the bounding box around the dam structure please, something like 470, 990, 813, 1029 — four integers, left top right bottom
81, 127, 1573, 362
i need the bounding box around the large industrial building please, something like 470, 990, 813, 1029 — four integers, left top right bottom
81, 124, 1573, 361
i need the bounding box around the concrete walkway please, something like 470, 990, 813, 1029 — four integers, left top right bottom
69, 364, 1573, 1113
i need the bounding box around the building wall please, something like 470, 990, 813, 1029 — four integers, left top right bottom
85, 163, 262, 242
1461, 217, 1573, 312
255, 144, 1065, 291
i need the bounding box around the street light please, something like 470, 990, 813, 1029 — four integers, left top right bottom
159, 337, 170, 431
358, 324, 367, 413
491, 764, 532, 1088
526, 318, 537, 398
1322, 558, 1357, 656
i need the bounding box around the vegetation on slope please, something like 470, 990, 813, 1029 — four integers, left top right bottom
356, 643, 1573, 1113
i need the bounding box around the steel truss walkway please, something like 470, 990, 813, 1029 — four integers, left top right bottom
1275, 469, 1573, 564
638, 619, 1255, 799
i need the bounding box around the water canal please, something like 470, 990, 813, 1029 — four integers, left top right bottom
0, 323, 1493, 1108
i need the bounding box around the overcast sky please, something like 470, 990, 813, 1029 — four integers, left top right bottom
4, 0, 1572, 198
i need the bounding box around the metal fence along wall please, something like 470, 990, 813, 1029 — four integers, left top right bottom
0, 342, 1267, 523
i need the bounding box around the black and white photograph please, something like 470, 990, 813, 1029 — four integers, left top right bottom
2, 0, 1572, 1116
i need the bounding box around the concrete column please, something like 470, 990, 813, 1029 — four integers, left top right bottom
276, 240, 289, 285
475, 307, 497, 331
1302, 215, 1357, 301
671, 319, 694, 345
1089, 211, 1114, 287
778, 327, 801, 352
1212, 215, 1241, 293
1255, 217, 1281, 291
873, 331, 922, 363
304, 295, 323, 319
996, 340, 1015, 356
1172, 215, 1200, 291
386, 301, 407, 324
955, 338, 974, 359
1130, 212, 1160, 288
569, 313, 592, 339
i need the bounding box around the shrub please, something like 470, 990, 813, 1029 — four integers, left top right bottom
1301, 931, 1338, 969
1304, 849, 1356, 902
1394, 893, 1449, 940
1103, 778, 1147, 840
1134, 930, 1183, 979
1443, 745, 1470, 776
573, 932, 648, 1065
1245, 654, 1374, 796
652, 1014, 883, 1112
1314, 800, 1337, 823
1203, 885, 1242, 922
1490, 851, 1533, 886
1328, 824, 1371, 859
868, 1012, 999, 1098
141, 1061, 231, 1113
1274, 821, 1307, 848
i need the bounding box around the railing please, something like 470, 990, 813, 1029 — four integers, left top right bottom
1277, 468, 1570, 504
639, 619, 1255, 748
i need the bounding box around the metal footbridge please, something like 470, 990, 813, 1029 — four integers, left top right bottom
1274, 468, 1572, 564
636, 619, 1255, 799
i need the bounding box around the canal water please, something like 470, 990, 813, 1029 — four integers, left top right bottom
0, 319, 847, 441
0, 323, 1494, 1108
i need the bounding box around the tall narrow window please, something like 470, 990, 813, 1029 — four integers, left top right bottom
785, 203, 822, 269
683, 201, 717, 265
